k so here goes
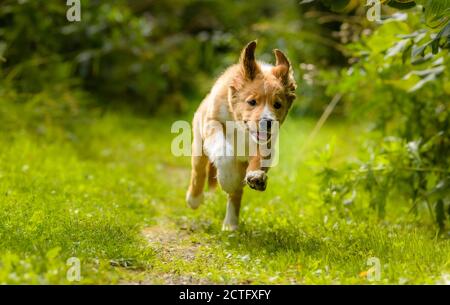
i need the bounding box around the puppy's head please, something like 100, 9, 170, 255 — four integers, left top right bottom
228, 41, 297, 143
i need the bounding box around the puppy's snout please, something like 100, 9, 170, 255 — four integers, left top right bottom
259, 118, 273, 131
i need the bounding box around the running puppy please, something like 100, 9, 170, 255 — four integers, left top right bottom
186, 41, 296, 230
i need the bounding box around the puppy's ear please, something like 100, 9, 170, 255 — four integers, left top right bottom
273, 49, 297, 102
240, 40, 260, 81
272, 49, 290, 85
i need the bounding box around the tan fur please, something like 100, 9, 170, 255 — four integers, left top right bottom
186, 41, 297, 230
207, 162, 217, 190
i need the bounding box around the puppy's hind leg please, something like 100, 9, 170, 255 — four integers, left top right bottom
207, 161, 218, 191
186, 112, 207, 209
186, 154, 208, 209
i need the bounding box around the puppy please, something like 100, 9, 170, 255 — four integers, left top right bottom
186, 41, 296, 231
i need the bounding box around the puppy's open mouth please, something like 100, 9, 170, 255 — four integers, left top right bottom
250, 130, 271, 143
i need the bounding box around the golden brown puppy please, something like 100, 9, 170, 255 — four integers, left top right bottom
186, 41, 296, 230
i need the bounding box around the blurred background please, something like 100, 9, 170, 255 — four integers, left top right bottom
1, 0, 356, 116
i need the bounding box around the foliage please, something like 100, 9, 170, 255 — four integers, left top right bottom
313, 3, 450, 231
0, 0, 343, 114
309, 0, 450, 22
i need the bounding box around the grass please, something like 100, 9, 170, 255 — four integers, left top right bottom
0, 102, 449, 284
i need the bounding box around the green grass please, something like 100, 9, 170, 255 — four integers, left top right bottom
0, 106, 449, 284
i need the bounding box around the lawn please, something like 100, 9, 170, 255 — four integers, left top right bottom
0, 108, 449, 284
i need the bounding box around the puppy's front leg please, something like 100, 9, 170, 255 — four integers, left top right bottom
221, 161, 246, 231
222, 190, 243, 231
204, 120, 242, 193
204, 120, 247, 231
245, 153, 269, 191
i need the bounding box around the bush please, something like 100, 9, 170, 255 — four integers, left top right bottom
0, 0, 343, 114
314, 2, 450, 231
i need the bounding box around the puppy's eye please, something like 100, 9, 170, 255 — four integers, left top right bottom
247, 99, 257, 106
274, 101, 282, 109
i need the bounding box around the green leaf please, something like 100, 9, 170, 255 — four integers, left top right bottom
386, 39, 410, 58
408, 72, 436, 92
431, 21, 450, 53
411, 41, 430, 58
416, 0, 450, 27
411, 53, 433, 65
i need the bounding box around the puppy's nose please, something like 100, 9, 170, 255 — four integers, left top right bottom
259, 118, 273, 131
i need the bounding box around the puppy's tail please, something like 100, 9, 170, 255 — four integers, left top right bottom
207, 161, 217, 190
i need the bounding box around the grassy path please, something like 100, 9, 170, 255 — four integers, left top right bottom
0, 111, 449, 284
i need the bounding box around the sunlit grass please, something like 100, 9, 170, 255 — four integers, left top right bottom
0, 109, 448, 284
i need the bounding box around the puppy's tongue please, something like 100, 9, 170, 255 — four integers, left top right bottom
257, 131, 269, 141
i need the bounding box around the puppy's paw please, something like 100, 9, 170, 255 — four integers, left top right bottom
186, 192, 203, 209
222, 222, 239, 231
245, 170, 267, 191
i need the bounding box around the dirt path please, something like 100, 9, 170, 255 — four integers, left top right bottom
123, 220, 215, 284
